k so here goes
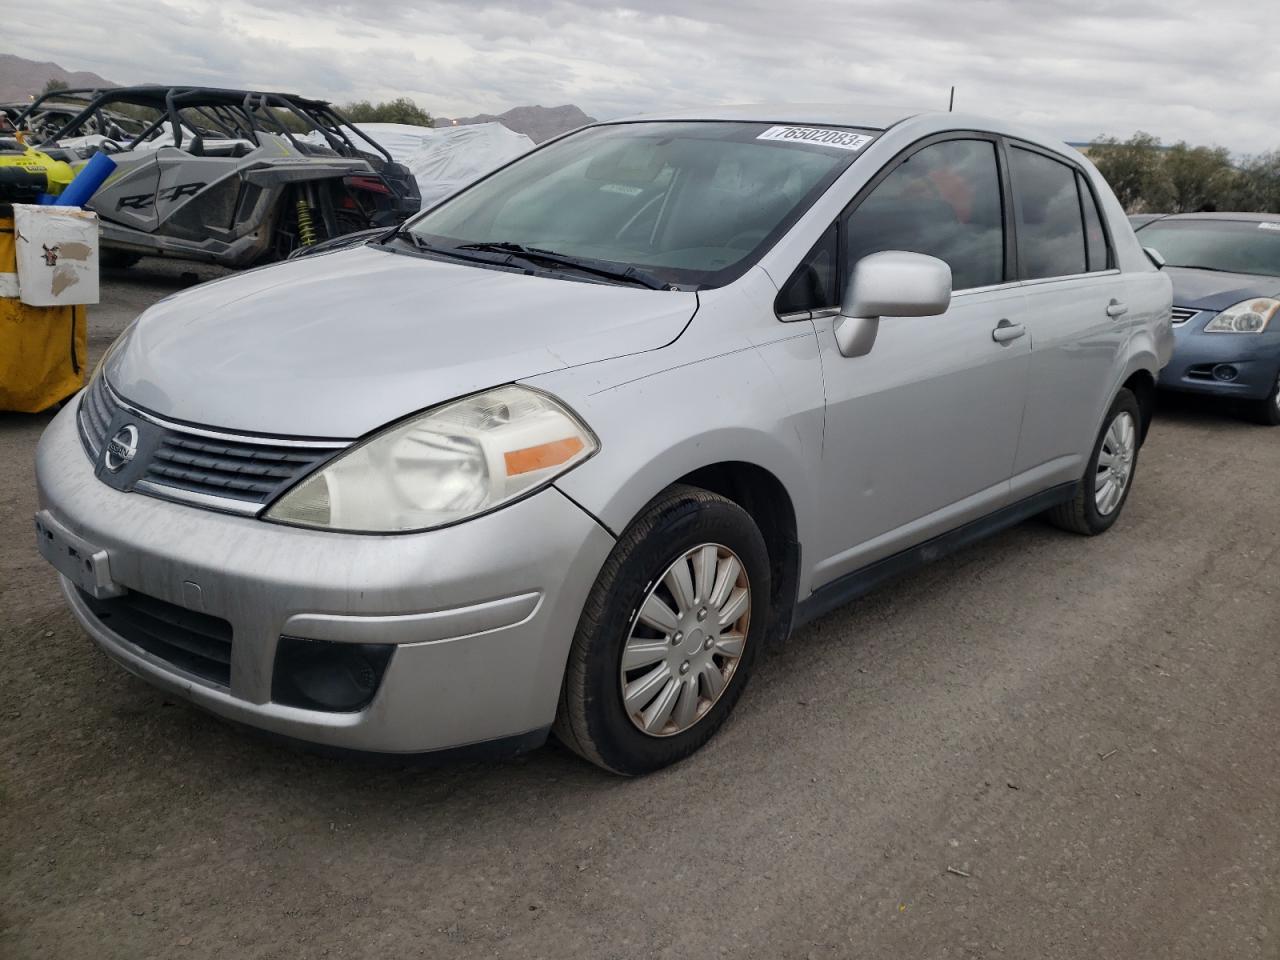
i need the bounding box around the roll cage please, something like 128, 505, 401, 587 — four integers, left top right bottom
16, 85, 393, 163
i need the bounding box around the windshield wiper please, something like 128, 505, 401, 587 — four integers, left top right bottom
388, 230, 519, 267
455, 241, 669, 290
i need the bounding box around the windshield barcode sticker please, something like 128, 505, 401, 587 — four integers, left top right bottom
756, 126, 873, 151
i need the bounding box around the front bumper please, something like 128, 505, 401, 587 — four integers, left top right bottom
1157, 314, 1280, 400
35, 402, 615, 753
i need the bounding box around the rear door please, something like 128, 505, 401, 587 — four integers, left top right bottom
788, 135, 1033, 586
1005, 144, 1130, 495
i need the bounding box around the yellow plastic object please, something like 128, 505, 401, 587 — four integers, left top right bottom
0, 216, 88, 412
0, 146, 75, 194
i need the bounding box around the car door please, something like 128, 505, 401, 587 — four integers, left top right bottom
778, 136, 1033, 587
1004, 143, 1131, 495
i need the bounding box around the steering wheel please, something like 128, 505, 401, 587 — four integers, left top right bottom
98, 138, 125, 155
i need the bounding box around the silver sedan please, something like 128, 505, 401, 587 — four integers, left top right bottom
35, 105, 1172, 773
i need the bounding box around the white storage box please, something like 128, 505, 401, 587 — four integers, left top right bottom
12, 204, 100, 307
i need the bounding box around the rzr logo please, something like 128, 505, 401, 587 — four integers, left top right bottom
117, 181, 206, 211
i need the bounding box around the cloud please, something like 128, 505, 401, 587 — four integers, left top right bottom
5, 0, 1278, 152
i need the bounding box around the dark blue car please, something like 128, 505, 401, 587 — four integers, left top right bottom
1136, 213, 1280, 425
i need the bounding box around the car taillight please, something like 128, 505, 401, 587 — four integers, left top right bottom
343, 175, 392, 196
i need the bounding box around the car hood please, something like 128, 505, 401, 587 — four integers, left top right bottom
107, 245, 697, 437
1164, 266, 1280, 312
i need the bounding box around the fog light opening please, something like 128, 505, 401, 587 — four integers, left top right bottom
272, 636, 394, 712
1212, 364, 1239, 382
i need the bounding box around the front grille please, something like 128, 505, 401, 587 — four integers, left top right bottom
77, 377, 347, 513
78, 587, 233, 687
78, 373, 120, 457
1171, 306, 1199, 326
144, 433, 337, 504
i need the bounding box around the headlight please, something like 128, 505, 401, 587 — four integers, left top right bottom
1204, 298, 1279, 333
264, 385, 597, 533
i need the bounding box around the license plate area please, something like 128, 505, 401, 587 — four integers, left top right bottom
34, 510, 124, 599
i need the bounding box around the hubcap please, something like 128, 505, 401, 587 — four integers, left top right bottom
1094, 411, 1136, 516
620, 543, 750, 737
1272, 373, 1280, 414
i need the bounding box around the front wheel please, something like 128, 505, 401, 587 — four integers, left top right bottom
1047, 388, 1142, 536
554, 485, 770, 775
1247, 371, 1280, 426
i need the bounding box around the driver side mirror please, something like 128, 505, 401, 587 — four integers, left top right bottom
834, 251, 953, 357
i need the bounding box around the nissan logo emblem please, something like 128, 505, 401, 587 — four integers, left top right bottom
104, 424, 139, 473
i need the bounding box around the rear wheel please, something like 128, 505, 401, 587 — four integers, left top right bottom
1048, 388, 1142, 536
1247, 371, 1280, 426
554, 485, 770, 775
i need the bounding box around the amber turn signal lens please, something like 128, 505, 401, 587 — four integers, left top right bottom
504, 437, 585, 476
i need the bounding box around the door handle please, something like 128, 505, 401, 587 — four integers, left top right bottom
991, 319, 1026, 343
1106, 299, 1129, 318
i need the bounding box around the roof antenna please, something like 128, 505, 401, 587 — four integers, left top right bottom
948, 86, 955, 112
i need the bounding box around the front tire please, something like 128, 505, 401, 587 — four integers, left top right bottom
1048, 388, 1142, 536
1247, 371, 1280, 426
554, 485, 770, 775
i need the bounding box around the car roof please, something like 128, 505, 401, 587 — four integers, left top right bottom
614, 102, 925, 130
601, 104, 1085, 164
1152, 212, 1280, 224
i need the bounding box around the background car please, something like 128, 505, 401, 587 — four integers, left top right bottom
15, 85, 421, 267
1136, 212, 1280, 424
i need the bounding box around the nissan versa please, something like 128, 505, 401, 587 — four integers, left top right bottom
35, 106, 1173, 774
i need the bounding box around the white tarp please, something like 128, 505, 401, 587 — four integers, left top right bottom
317, 121, 534, 209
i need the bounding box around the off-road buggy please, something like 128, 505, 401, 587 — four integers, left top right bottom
14, 85, 421, 267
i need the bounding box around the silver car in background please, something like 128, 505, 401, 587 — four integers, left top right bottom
35, 105, 1172, 774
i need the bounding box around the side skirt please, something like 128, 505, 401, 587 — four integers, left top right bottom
792, 481, 1078, 630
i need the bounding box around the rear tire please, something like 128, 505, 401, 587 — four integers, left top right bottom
1048, 388, 1142, 536
1247, 371, 1280, 426
554, 485, 770, 775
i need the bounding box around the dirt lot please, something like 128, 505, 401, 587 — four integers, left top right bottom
2, 260, 1278, 959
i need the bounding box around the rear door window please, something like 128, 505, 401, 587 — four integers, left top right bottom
1009, 147, 1089, 279
842, 139, 1006, 291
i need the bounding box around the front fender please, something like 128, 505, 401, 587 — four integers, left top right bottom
531, 329, 826, 594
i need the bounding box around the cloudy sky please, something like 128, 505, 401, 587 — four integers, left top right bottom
8, 0, 1280, 152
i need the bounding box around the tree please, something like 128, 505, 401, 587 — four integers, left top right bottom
1089, 133, 1244, 214
339, 97, 432, 126
1160, 142, 1237, 213
1231, 151, 1280, 214
38, 77, 69, 98
1088, 132, 1167, 212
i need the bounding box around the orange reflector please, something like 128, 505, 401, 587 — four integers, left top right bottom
504, 437, 585, 476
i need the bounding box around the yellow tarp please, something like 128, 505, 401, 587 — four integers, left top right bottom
0, 216, 88, 412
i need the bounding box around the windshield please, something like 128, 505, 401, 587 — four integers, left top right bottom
1137, 219, 1280, 278
403, 121, 874, 288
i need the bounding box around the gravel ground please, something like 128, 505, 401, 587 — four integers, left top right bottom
2, 259, 1277, 959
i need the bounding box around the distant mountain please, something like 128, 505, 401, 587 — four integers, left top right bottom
441, 104, 596, 143
0, 54, 115, 104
